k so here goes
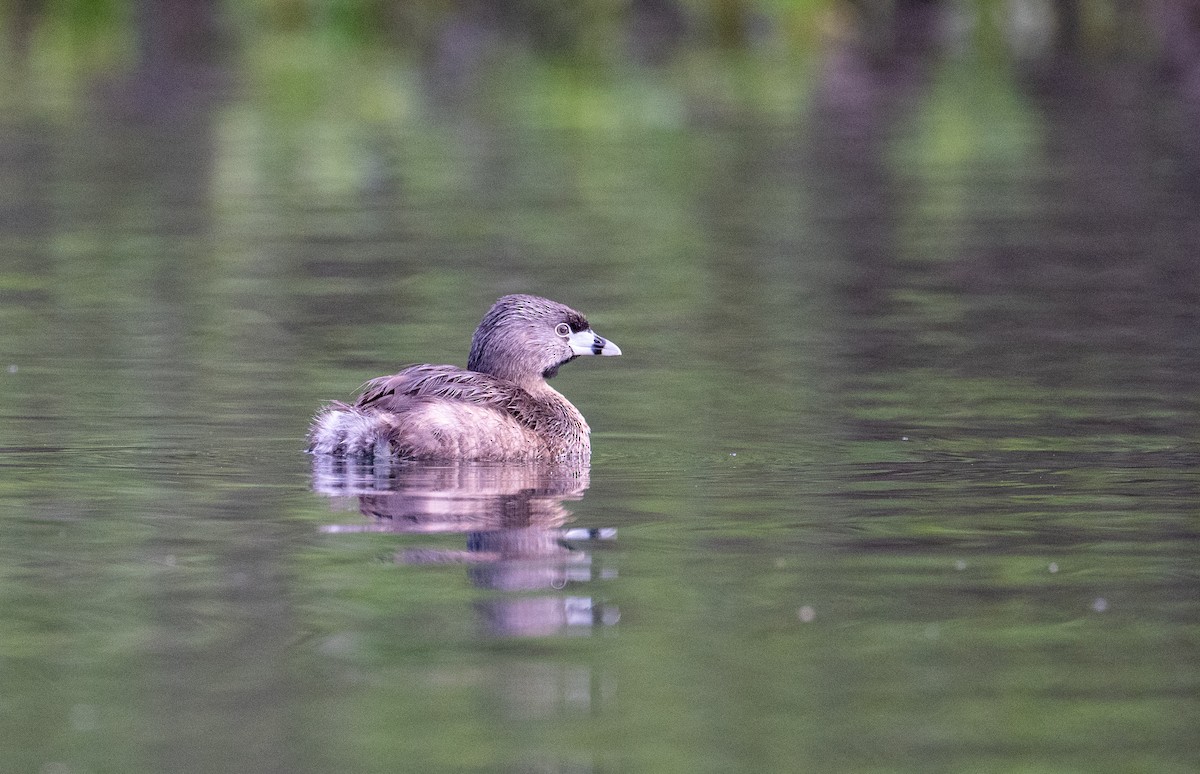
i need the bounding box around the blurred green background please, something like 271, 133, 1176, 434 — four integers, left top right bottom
2, 3, 1199, 773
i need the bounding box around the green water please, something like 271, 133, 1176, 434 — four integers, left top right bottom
2, 6, 1199, 773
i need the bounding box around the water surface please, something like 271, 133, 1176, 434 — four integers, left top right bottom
1, 11, 1198, 773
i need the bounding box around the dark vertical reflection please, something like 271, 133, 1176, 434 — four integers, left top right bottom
124, 5, 311, 769
628, 0, 687, 65
964, 34, 1200, 415
802, 0, 1200, 442
5, 0, 41, 71
17, 3, 316, 772
1153, 0, 1200, 182
808, 1, 943, 392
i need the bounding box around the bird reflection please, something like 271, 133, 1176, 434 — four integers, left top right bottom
311, 456, 618, 637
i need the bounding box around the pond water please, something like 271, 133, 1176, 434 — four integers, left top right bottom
2, 13, 1199, 774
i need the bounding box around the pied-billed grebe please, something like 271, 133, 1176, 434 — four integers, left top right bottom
307, 294, 621, 461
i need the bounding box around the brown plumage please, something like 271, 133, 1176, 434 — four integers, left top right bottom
307, 294, 621, 461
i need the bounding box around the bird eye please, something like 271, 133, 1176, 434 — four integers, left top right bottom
555, 323, 571, 338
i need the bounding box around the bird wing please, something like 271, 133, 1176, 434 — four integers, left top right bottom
355, 364, 536, 423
